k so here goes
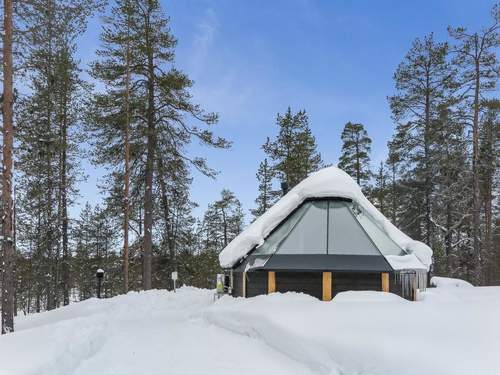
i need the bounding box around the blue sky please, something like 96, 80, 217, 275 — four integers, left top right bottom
76, 0, 496, 219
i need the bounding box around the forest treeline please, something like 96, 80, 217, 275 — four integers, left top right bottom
0, 1, 498, 333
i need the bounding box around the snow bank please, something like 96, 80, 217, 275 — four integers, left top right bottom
333, 290, 408, 303
0, 288, 314, 375
205, 286, 500, 375
430, 276, 473, 288
219, 167, 432, 270
0, 286, 498, 375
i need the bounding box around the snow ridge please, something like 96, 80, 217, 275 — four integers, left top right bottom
1, 287, 499, 375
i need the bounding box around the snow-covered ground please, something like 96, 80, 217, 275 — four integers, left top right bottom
0, 284, 499, 375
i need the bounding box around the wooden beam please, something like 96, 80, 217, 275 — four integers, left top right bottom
242, 272, 247, 298
322, 272, 332, 301
381, 272, 389, 293
268, 271, 276, 294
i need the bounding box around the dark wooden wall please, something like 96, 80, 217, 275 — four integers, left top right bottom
389, 274, 403, 297
231, 270, 408, 299
232, 271, 244, 297
332, 272, 381, 296
246, 271, 268, 297
276, 272, 323, 299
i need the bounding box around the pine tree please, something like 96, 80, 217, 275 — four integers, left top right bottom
448, 6, 500, 283
389, 33, 456, 247
251, 159, 277, 219
372, 162, 389, 217
337, 122, 372, 188
201, 190, 244, 252
155, 153, 198, 286
432, 105, 470, 277
89, 0, 229, 290
263, 107, 322, 189
15, 0, 95, 310
479, 100, 499, 283
72, 203, 120, 300
386, 154, 400, 225
387, 122, 427, 242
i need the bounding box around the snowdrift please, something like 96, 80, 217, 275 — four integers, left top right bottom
0, 285, 498, 375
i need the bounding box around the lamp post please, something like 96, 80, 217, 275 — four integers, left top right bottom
96, 268, 105, 299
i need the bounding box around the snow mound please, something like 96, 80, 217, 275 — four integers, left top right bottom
430, 276, 473, 288
1, 286, 500, 375
333, 290, 408, 303
219, 166, 432, 270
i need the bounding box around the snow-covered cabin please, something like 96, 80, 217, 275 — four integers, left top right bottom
219, 167, 433, 301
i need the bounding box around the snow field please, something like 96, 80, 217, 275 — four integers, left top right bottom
1, 284, 499, 375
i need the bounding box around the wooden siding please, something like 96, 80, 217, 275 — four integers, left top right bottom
231, 271, 412, 300
275, 272, 323, 300
389, 275, 403, 298
331, 272, 381, 297
246, 271, 268, 298
232, 272, 243, 297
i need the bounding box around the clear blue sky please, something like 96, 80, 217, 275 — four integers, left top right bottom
75, 0, 496, 219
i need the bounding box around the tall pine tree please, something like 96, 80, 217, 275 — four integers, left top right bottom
448, 6, 499, 282
89, 0, 229, 290
389, 33, 456, 247
337, 122, 372, 188
263, 107, 322, 190
251, 159, 278, 219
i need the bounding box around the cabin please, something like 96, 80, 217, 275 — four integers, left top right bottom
219, 167, 432, 301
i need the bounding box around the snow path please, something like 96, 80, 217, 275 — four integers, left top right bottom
0, 288, 316, 375
1, 285, 499, 375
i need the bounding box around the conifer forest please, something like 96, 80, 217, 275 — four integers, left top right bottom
0, 1, 498, 335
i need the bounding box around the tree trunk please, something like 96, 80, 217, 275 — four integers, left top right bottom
142, 7, 155, 290
61, 93, 69, 306
472, 61, 482, 284
445, 200, 453, 274
45, 7, 56, 311
123, 12, 131, 293
424, 75, 432, 247
1, 0, 15, 334
156, 157, 175, 270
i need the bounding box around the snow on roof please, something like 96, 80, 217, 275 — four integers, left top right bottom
219, 166, 433, 270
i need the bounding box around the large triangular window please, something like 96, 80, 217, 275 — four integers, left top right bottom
327, 201, 379, 255
253, 199, 404, 257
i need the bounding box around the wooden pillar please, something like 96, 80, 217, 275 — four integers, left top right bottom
381, 272, 389, 293
268, 271, 276, 294
242, 272, 247, 298
322, 272, 332, 301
